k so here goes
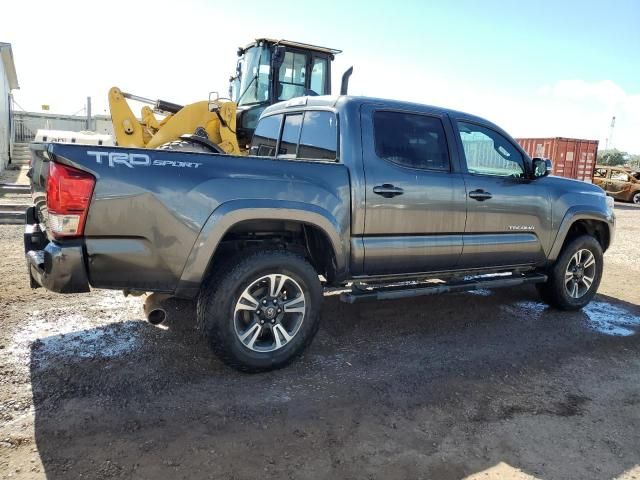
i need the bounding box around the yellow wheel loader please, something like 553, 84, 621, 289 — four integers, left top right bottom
108, 39, 352, 154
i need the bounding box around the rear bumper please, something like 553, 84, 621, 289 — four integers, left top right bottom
24, 207, 90, 294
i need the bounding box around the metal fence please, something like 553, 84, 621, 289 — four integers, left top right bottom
11, 111, 113, 143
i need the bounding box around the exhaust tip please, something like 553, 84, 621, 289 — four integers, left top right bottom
147, 308, 166, 325
143, 293, 172, 325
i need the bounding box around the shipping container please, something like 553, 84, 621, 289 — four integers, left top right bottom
516, 137, 598, 183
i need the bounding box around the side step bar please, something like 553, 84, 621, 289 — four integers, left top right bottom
340, 272, 548, 304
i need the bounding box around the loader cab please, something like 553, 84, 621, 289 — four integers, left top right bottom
231, 38, 340, 148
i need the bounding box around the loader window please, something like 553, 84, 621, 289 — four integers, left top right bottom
250, 114, 282, 157
278, 52, 307, 100
310, 58, 327, 95
235, 46, 271, 106
297, 111, 337, 161
373, 111, 450, 171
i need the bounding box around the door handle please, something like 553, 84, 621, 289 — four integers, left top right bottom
468, 189, 492, 201
373, 184, 404, 198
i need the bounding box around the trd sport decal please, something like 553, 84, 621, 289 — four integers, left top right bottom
87, 151, 202, 169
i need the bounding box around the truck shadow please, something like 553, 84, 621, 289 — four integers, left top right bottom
29, 288, 640, 479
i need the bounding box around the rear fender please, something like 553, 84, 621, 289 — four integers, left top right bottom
174, 199, 348, 298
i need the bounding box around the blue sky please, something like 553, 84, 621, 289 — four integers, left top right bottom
4, 0, 640, 151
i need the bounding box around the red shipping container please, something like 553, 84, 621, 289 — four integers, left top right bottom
516, 137, 598, 183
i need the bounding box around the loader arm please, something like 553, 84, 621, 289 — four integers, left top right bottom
108, 86, 241, 154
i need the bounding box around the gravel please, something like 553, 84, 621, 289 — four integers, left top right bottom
0, 203, 639, 479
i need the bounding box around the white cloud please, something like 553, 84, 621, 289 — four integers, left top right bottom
342, 59, 639, 153
5, 1, 638, 153
527, 79, 639, 152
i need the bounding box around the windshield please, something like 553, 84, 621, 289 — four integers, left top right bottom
232, 45, 271, 106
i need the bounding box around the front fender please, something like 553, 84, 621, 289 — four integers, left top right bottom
547, 205, 615, 261
174, 199, 348, 298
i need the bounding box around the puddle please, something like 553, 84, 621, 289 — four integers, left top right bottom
503, 299, 640, 337
9, 292, 144, 366
501, 300, 547, 318
466, 289, 493, 296
583, 301, 640, 336
11, 314, 142, 365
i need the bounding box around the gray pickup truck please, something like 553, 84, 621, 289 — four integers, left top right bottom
25, 95, 615, 372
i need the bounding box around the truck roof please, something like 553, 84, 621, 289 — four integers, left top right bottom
262, 95, 504, 132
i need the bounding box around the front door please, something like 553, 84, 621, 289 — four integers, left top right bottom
360, 106, 467, 275
454, 120, 550, 268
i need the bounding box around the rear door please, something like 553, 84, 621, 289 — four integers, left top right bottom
360, 105, 467, 275
454, 120, 550, 268
606, 169, 632, 200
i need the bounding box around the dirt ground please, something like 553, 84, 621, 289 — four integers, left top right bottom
1, 204, 639, 480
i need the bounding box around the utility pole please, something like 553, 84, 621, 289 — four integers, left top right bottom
86, 96, 92, 131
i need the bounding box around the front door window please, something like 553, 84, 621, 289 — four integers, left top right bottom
457, 122, 525, 177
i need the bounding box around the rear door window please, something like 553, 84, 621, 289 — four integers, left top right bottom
297, 111, 338, 161
250, 114, 282, 157
373, 111, 450, 171
611, 170, 630, 182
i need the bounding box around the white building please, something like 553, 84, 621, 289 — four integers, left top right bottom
0, 42, 19, 173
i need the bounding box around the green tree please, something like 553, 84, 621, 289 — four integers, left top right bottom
597, 149, 627, 166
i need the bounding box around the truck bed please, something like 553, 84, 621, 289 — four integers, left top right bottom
28, 143, 350, 296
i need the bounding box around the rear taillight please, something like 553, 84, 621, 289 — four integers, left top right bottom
46, 162, 95, 238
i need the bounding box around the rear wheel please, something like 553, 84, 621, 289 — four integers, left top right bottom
536, 235, 603, 310
632, 192, 640, 204
197, 249, 322, 372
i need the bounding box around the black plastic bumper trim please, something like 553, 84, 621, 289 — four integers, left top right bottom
24, 210, 90, 294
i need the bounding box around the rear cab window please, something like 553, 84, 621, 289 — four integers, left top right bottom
250, 110, 338, 161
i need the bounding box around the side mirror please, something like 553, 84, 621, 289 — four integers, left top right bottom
532, 157, 552, 178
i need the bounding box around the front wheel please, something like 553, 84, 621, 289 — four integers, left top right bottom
536, 235, 603, 310
632, 192, 640, 205
197, 250, 322, 372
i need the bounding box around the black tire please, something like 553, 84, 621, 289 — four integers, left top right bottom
633, 192, 640, 205
536, 235, 603, 310
158, 140, 211, 153
197, 249, 322, 372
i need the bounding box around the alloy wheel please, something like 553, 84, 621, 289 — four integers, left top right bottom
233, 274, 306, 352
564, 249, 597, 299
